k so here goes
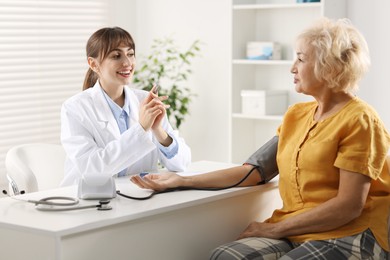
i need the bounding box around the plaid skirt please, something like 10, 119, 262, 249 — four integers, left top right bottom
210, 229, 388, 260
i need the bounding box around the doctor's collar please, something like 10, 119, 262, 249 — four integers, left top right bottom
100, 86, 130, 116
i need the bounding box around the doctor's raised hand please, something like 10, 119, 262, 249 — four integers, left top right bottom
60, 27, 191, 186
139, 85, 173, 147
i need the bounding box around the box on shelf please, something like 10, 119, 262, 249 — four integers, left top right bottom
246, 42, 281, 60
241, 90, 288, 116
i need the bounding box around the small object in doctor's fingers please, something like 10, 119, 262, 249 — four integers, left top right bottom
152, 84, 159, 94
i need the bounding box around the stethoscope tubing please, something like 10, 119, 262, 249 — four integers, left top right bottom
32, 197, 112, 211
3, 193, 112, 211
28, 196, 79, 206
35, 203, 105, 212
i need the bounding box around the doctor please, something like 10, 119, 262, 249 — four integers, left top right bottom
60, 27, 191, 186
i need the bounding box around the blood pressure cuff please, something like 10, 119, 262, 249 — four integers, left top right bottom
244, 136, 279, 184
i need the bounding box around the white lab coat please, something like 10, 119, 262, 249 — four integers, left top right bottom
60, 82, 191, 186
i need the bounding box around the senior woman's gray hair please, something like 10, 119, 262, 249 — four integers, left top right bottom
296, 17, 370, 93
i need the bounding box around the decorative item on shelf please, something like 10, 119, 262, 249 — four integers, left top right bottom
241, 90, 288, 116
132, 37, 202, 129
296, 0, 320, 3
246, 42, 281, 60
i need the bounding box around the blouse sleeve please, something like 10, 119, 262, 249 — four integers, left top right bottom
334, 113, 390, 179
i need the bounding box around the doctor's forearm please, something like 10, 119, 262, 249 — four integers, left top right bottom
153, 127, 173, 147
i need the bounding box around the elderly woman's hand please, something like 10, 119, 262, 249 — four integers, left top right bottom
130, 172, 185, 192
237, 221, 284, 240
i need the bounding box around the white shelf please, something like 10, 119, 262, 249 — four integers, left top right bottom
229, 0, 346, 163
233, 3, 321, 10
232, 113, 283, 121
233, 59, 293, 65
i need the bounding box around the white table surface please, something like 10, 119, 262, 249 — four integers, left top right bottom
0, 161, 282, 260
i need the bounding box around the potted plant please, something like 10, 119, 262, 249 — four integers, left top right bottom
132, 37, 202, 129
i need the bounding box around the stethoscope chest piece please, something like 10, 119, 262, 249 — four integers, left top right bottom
97, 200, 112, 211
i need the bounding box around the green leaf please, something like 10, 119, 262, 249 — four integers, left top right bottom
132, 36, 201, 129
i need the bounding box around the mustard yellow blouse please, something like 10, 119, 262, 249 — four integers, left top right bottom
269, 97, 390, 251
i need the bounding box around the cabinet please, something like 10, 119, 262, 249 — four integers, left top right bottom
230, 0, 346, 163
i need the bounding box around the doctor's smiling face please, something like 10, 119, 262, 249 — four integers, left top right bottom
83, 27, 136, 92
90, 45, 136, 90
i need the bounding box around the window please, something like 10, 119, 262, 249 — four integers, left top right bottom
0, 0, 109, 187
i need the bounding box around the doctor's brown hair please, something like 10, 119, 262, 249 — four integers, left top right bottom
83, 27, 136, 90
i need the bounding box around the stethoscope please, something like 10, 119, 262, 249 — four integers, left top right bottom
2, 175, 112, 211
2, 190, 112, 211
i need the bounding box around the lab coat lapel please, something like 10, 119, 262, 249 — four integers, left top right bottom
90, 83, 121, 138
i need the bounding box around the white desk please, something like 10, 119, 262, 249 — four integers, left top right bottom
0, 161, 282, 260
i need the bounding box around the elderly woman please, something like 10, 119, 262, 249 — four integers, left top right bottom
131, 18, 390, 259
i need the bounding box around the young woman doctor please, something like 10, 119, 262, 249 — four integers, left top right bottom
60, 27, 191, 186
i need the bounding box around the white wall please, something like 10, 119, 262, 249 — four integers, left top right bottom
130, 0, 232, 163
108, 0, 137, 35
347, 0, 390, 130
109, 0, 390, 164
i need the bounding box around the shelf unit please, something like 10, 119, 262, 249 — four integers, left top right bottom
230, 0, 346, 163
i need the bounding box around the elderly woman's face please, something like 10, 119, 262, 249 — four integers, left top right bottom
291, 40, 322, 96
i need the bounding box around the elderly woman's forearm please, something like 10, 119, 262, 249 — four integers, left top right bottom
183, 165, 261, 188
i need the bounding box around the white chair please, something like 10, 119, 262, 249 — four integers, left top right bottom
5, 143, 66, 194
